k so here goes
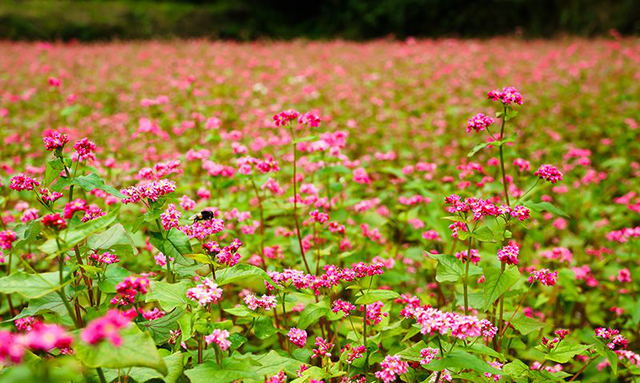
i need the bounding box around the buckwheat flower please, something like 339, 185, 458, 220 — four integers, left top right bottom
0, 331, 24, 364
265, 371, 287, 383
422, 230, 441, 241
39, 188, 63, 203
420, 347, 439, 366
141, 308, 166, 321
287, 327, 308, 348
466, 113, 494, 133
48, 77, 61, 88
22, 322, 73, 352
513, 158, 531, 173
160, 203, 181, 230
90, 251, 119, 265
428, 370, 452, 382
353, 167, 371, 185
42, 213, 67, 230
63, 198, 87, 219
154, 253, 173, 267
187, 278, 223, 306
484, 361, 503, 382
273, 109, 300, 126
120, 179, 176, 204
618, 268, 632, 283
15, 317, 37, 332
510, 205, 530, 221
360, 301, 388, 325
179, 195, 196, 211
528, 268, 558, 286
497, 244, 519, 265
312, 337, 333, 358
244, 293, 277, 311
10, 173, 40, 191
204, 329, 231, 351
332, 299, 356, 316
455, 249, 480, 264
375, 355, 408, 383
111, 276, 150, 306
487, 86, 523, 105
42, 130, 69, 151
0, 230, 17, 250
216, 239, 243, 267
448, 221, 467, 238
81, 309, 133, 346
74, 138, 97, 161
534, 164, 563, 184
342, 343, 366, 364
298, 112, 321, 127
81, 204, 106, 222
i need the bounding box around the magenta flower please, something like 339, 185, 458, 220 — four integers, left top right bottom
466, 113, 494, 133
487, 86, 523, 105
204, 328, 231, 351
81, 309, 133, 346
287, 327, 308, 348
534, 164, 564, 184
9, 174, 40, 191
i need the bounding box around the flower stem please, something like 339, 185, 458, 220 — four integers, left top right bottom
289, 127, 311, 274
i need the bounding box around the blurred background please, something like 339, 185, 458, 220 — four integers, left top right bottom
0, 0, 639, 41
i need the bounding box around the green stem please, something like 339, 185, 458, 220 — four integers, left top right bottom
498, 105, 510, 206
96, 367, 107, 383
289, 127, 312, 274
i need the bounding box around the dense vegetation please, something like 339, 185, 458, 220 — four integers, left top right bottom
0, 38, 638, 382
0, 0, 639, 41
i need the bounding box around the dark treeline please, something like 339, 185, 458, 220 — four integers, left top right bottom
0, 0, 638, 41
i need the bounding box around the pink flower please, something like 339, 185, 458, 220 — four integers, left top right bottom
287, 327, 308, 348
0, 230, 17, 250
74, 138, 97, 161
187, 278, 223, 306
353, 167, 371, 185
487, 86, 523, 105
160, 203, 182, 230
23, 323, 73, 352
10, 174, 40, 191
534, 164, 563, 184
528, 269, 558, 286
43, 130, 69, 151
466, 113, 494, 133
510, 205, 530, 221
375, 355, 408, 383
497, 244, 519, 265
111, 276, 150, 306
312, 337, 333, 358
179, 195, 196, 211
265, 371, 287, 383
455, 249, 480, 264
0, 331, 24, 364
273, 109, 300, 127
81, 309, 133, 346
244, 293, 277, 311
332, 299, 356, 316
40, 188, 63, 203
205, 329, 231, 351
42, 213, 67, 230
120, 179, 177, 204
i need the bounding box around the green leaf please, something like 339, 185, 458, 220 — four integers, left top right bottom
217, 264, 275, 287
510, 315, 547, 335
122, 352, 184, 383
594, 338, 618, 375
431, 254, 463, 283
145, 281, 190, 311
97, 265, 129, 293
71, 173, 125, 198
502, 359, 529, 378
224, 306, 253, 317
39, 207, 120, 255
185, 358, 260, 383
467, 142, 490, 157
254, 316, 277, 340
355, 289, 400, 304
148, 228, 192, 261
527, 202, 570, 218
254, 351, 304, 376
75, 324, 167, 375
13, 293, 67, 319
482, 266, 520, 311
471, 226, 495, 243
545, 343, 590, 364
397, 341, 427, 361
425, 349, 502, 375
87, 223, 136, 255
140, 308, 184, 345
297, 303, 329, 329
44, 159, 64, 186
11, 221, 41, 250
0, 271, 62, 299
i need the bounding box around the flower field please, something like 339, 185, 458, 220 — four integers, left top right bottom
0, 38, 639, 382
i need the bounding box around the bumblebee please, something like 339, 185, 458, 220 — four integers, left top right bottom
190, 210, 215, 222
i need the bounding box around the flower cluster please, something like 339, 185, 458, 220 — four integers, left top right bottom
528, 268, 558, 286
534, 164, 563, 184
375, 355, 409, 383
81, 309, 134, 346
9, 174, 40, 191
204, 329, 231, 351
466, 113, 494, 133
487, 86, 523, 105
203, 238, 243, 266
120, 179, 177, 204
74, 138, 97, 161
244, 293, 277, 311
42, 130, 69, 151
410, 306, 498, 340
497, 244, 519, 265
287, 327, 308, 348
111, 276, 150, 306
186, 278, 223, 306
160, 203, 182, 230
